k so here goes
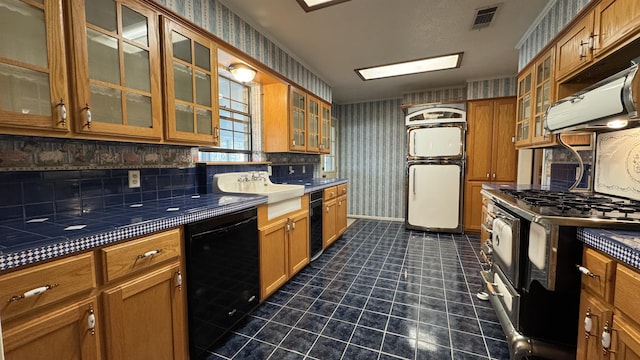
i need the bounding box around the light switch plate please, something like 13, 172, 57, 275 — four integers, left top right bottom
128, 170, 141, 188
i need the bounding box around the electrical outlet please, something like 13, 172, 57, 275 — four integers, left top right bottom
302, 165, 306, 174
128, 170, 141, 188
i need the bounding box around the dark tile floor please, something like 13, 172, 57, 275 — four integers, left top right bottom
205, 219, 510, 360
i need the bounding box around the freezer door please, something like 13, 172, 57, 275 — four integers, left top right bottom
407, 163, 462, 231
407, 125, 464, 159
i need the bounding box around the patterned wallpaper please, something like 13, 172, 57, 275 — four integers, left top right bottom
518, 0, 592, 70
154, 0, 332, 102
334, 100, 406, 220
466, 77, 517, 100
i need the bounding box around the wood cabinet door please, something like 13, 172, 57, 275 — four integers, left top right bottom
555, 11, 594, 81
161, 18, 220, 145
612, 316, 640, 360
3, 297, 100, 360
102, 263, 186, 360
259, 219, 288, 300
68, 0, 163, 141
289, 87, 307, 151
323, 199, 337, 248
463, 181, 484, 233
336, 195, 348, 236
288, 212, 310, 276
320, 102, 332, 154
576, 291, 613, 360
491, 97, 517, 182
466, 100, 494, 182
0, 0, 70, 135
307, 96, 320, 153
515, 68, 533, 147
593, 0, 640, 59
531, 50, 558, 146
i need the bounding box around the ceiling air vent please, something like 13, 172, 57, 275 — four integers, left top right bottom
471, 4, 500, 30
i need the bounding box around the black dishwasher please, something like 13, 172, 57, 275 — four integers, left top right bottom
184, 208, 259, 359
309, 190, 323, 261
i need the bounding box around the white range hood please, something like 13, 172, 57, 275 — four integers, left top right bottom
545, 63, 640, 133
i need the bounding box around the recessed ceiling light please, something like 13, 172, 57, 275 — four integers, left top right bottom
355, 53, 464, 81
296, 0, 351, 12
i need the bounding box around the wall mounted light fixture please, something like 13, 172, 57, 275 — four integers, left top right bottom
228, 63, 257, 83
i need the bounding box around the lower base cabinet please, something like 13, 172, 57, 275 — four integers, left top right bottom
0, 228, 187, 360
102, 262, 185, 360
258, 195, 310, 301
323, 184, 348, 249
3, 297, 101, 360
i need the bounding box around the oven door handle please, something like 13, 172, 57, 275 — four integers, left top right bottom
486, 281, 503, 297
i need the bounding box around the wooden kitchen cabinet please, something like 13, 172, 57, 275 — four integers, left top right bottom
67, 0, 163, 141
102, 262, 185, 360
307, 96, 321, 152
0, 0, 70, 136
258, 195, 310, 300
263, 82, 330, 153
556, 11, 595, 81
320, 102, 332, 154
322, 184, 348, 248
336, 184, 348, 236
464, 98, 517, 233
592, 0, 640, 60
576, 247, 640, 359
515, 48, 561, 150
161, 18, 220, 145
2, 297, 101, 360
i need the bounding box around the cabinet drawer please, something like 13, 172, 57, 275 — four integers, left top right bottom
323, 186, 337, 201
337, 184, 347, 196
614, 263, 640, 321
582, 247, 616, 302
101, 228, 181, 283
0, 252, 96, 320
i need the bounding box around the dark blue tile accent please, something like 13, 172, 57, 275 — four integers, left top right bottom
350, 326, 384, 350
210, 333, 250, 358
450, 330, 490, 357
157, 175, 172, 190
381, 333, 417, 359
80, 169, 110, 179
231, 339, 274, 360
55, 199, 81, 215
268, 348, 304, 360
42, 170, 80, 181
54, 180, 80, 199
24, 202, 54, 218
294, 313, 328, 333
321, 318, 355, 341
308, 335, 347, 359
0, 206, 23, 221
254, 322, 290, 344
280, 328, 318, 354
80, 179, 103, 198
103, 178, 123, 195
82, 197, 104, 213
0, 183, 23, 207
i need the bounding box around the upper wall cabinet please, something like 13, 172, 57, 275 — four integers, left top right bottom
161, 18, 219, 145
0, 0, 70, 135
516, 48, 558, 149
320, 102, 331, 154
556, 0, 640, 82
263, 83, 330, 154
67, 0, 163, 141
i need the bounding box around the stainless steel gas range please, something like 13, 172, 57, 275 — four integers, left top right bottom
479, 186, 640, 360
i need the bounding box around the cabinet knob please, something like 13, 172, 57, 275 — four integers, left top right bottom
175, 271, 183, 290
486, 173, 490, 179
584, 308, 595, 339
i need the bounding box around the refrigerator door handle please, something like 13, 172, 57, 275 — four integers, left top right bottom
412, 168, 416, 194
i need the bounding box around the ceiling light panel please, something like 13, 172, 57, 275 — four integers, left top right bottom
296, 0, 351, 12
356, 53, 463, 81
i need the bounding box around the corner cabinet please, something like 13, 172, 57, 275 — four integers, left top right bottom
161, 18, 220, 145
258, 195, 310, 301
0, 0, 70, 136
516, 48, 558, 149
576, 247, 640, 360
263, 83, 331, 154
464, 98, 517, 233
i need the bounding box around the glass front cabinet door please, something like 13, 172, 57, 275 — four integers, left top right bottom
531, 50, 556, 145
162, 18, 219, 145
68, 0, 162, 140
290, 87, 306, 151
515, 69, 532, 147
320, 102, 331, 154
0, 0, 70, 134
307, 96, 320, 152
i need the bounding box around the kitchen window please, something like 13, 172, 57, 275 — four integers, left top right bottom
198, 75, 251, 162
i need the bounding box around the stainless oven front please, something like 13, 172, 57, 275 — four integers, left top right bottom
484, 202, 522, 289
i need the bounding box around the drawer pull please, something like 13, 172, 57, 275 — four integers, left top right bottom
602, 321, 614, 354
228, 309, 237, 317
584, 308, 594, 338
87, 305, 96, 335
248, 295, 256, 303
9, 283, 59, 302
576, 265, 599, 278
136, 249, 162, 259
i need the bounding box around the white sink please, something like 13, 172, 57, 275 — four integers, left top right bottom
213, 172, 304, 219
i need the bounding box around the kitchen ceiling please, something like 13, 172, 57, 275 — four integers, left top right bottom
218, 0, 551, 104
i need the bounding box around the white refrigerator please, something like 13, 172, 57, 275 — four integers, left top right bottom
405, 107, 466, 233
